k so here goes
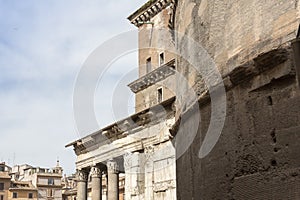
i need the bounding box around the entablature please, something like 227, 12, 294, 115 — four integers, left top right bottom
66, 97, 176, 156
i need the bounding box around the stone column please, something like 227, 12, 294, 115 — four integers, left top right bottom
144, 146, 155, 200
76, 169, 88, 200
107, 160, 119, 200
123, 153, 132, 200
91, 166, 102, 200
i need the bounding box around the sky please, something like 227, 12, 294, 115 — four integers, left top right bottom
0, 0, 148, 175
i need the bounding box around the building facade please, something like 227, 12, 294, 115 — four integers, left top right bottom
10, 162, 63, 200
8, 181, 38, 200
174, 0, 300, 199
62, 174, 126, 200
0, 163, 11, 200
68, 0, 300, 199
67, 1, 177, 200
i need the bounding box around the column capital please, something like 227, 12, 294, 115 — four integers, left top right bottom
144, 145, 155, 162
91, 166, 102, 178
123, 153, 132, 170
76, 169, 88, 182
107, 160, 119, 174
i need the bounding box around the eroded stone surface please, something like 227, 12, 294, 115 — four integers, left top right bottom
175, 1, 300, 199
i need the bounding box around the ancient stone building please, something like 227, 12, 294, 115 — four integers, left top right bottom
174, 0, 300, 199
62, 174, 125, 200
0, 162, 62, 200
66, 0, 177, 200
67, 0, 300, 199
11, 162, 63, 200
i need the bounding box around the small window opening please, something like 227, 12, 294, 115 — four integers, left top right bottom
13, 192, 18, 198
146, 57, 151, 73
158, 88, 163, 103
159, 52, 164, 66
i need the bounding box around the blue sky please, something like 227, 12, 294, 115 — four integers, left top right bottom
0, 0, 147, 175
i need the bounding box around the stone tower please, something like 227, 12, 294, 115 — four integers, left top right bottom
128, 0, 177, 112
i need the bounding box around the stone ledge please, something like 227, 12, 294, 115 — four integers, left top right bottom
128, 59, 176, 93
170, 45, 295, 137
228, 48, 289, 86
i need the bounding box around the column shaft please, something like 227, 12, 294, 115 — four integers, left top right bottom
76, 170, 88, 200
91, 166, 102, 200
107, 160, 119, 200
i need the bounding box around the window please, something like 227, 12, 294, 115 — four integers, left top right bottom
47, 189, 53, 197
28, 193, 33, 199
146, 57, 151, 73
0, 183, 4, 190
159, 52, 165, 66
157, 88, 163, 103
13, 192, 18, 198
48, 178, 54, 185
0, 166, 4, 172
0, 195, 3, 200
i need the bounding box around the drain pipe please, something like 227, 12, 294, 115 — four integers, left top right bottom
291, 24, 300, 86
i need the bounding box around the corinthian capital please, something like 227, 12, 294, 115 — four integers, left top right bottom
107, 160, 119, 174
90, 166, 102, 178
76, 169, 88, 182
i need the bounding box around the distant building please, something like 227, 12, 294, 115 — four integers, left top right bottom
62, 174, 77, 200
0, 163, 11, 200
21, 161, 63, 200
10, 164, 32, 181
8, 181, 38, 200
0, 161, 64, 200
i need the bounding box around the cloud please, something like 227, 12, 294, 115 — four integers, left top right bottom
0, 0, 147, 174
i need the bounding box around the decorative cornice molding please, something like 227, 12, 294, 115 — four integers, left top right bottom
69, 97, 176, 157
128, 0, 176, 27
128, 59, 176, 93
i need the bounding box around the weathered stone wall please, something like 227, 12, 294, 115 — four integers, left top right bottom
176, 0, 300, 78
135, 3, 176, 112
135, 76, 176, 112
125, 142, 176, 200
175, 0, 300, 199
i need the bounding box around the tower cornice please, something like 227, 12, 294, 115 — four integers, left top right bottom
128, 0, 176, 27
